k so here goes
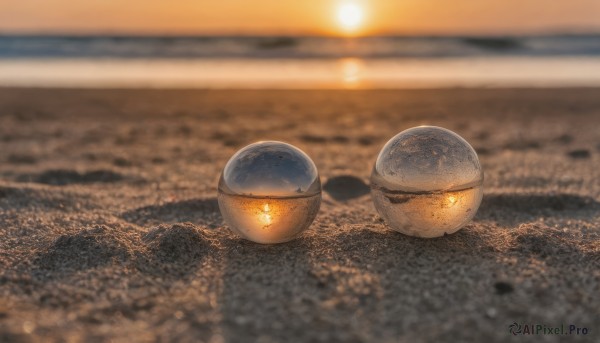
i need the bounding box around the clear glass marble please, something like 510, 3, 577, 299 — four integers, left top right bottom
370, 126, 484, 238
218, 141, 321, 244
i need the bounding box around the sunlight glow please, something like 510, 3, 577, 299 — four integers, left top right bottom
260, 203, 272, 226
336, 2, 363, 32
447, 195, 457, 207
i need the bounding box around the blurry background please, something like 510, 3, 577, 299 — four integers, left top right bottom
1, 0, 600, 88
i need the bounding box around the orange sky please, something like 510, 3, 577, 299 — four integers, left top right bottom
1, 0, 599, 36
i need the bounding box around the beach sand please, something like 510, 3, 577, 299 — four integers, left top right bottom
0, 88, 599, 342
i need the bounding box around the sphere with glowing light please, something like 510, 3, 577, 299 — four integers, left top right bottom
218, 141, 321, 244
370, 126, 484, 238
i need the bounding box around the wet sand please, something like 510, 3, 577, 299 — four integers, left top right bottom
0, 88, 599, 342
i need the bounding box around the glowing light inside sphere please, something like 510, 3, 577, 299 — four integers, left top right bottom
337, 3, 363, 31
260, 203, 272, 226
218, 141, 321, 244
370, 126, 484, 238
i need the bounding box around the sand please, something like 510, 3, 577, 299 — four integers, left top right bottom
0, 88, 599, 342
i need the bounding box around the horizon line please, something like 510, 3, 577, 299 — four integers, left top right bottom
1, 30, 600, 38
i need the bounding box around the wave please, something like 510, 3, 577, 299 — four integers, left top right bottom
0, 34, 599, 59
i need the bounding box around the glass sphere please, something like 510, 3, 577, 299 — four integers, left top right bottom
218, 141, 321, 244
370, 126, 484, 238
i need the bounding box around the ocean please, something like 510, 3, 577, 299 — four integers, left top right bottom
1, 35, 599, 88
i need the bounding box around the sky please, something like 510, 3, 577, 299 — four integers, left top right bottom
1, 0, 599, 36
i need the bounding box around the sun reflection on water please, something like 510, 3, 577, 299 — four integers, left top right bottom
339, 58, 363, 88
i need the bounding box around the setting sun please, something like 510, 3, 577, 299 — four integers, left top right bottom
336, 2, 364, 33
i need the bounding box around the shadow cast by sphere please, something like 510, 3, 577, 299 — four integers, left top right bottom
216, 224, 511, 342
121, 198, 223, 228
476, 193, 600, 227
318, 226, 501, 268
303, 224, 597, 340
218, 235, 318, 342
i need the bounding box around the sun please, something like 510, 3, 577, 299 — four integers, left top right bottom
336, 2, 364, 33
